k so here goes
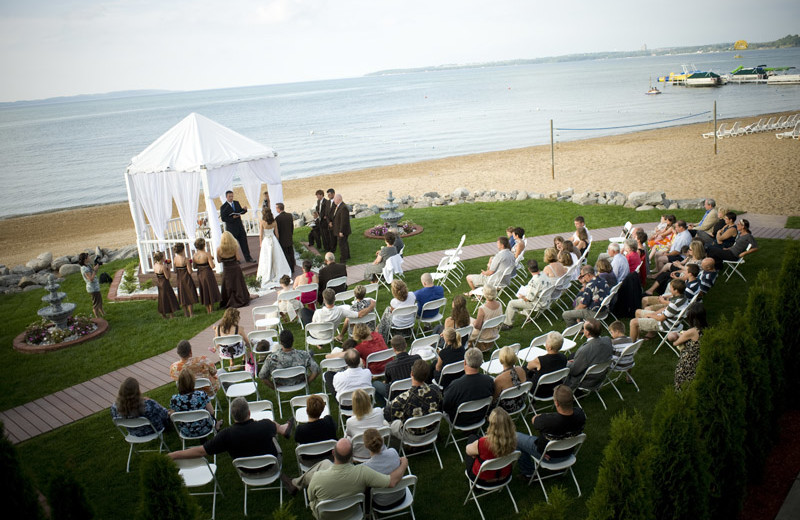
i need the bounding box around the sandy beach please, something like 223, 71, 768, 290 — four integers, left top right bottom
1, 110, 797, 268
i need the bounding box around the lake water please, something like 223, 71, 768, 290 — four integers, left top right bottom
0, 48, 798, 219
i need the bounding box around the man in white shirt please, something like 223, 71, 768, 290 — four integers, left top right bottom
311, 288, 373, 337
466, 236, 515, 290
571, 215, 592, 243
500, 259, 551, 330
654, 220, 692, 272
607, 243, 629, 284
332, 348, 373, 401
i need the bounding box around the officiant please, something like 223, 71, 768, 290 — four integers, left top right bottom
220, 190, 254, 263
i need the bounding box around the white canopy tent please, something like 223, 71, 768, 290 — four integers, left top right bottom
124, 112, 283, 273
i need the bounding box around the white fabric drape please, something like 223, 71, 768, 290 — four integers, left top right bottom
167, 171, 201, 246
238, 162, 264, 215
130, 172, 172, 244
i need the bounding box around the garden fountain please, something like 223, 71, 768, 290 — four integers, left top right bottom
380, 191, 404, 233
37, 274, 76, 329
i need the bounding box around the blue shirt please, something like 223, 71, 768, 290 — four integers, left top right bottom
414, 285, 444, 318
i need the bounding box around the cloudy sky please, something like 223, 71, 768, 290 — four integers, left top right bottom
1, 0, 797, 102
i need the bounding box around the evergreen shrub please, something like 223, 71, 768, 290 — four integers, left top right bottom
48, 469, 95, 520
135, 454, 198, 520
0, 422, 44, 520
774, 241, 800, 403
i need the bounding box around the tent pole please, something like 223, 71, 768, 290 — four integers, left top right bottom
200, 166, 223, 274
124, 169, 148, 274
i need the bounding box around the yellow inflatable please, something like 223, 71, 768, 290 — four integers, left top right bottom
734, 40, 748, 50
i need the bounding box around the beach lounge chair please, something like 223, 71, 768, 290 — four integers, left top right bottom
702, 123, 726, 139
744, 118, 765, 134
776, 122, 800, 139
721, 121, 742, 138
762, 117, 777, 132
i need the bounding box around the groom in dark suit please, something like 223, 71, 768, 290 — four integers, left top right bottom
275, 202, 295, 274
220, 190, 254, 262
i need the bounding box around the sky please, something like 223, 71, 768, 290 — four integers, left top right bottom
1, 0, 798, 102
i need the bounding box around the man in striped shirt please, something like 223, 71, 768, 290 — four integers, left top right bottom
629, 279, 688, 341
698, 258, 718, 295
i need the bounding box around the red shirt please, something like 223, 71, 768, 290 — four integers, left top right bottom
356, 332, 391, 374
471, 436, 512, 481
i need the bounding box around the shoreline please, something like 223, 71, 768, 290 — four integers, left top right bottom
1, 109, 798, 267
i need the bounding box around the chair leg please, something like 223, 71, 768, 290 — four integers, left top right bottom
506, 484, 519, 513
126, 444, 134, 473
570, 467, 582, 497
243, 484, 248, 516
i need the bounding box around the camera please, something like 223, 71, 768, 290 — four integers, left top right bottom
94, 256, 103, 266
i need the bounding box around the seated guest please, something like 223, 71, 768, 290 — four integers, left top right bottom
595, 258, 617, 288
346, 389, 388, 459
608, 321, 635, 380
332, 348, 373, 401
362, 428, 407, 509
512, 227, 526, 260
635, 229, 650, 285
654, 220, 692, 272
469, 285, 503, 351
571, 215, 592, 243
706, 211, 738, 250
311, 288, 372, 338
414, 272, 444, 319
572, 227, 588, 256
698, 258, 718, 295
364, 232, 398, 282
276, 274, 303, 322
542, 247, 567, 280
443, 348, 495, 426
377, 280, 417, 342
111, 377, 169, 437
322, 339, 358, 394
694, 207, 728, 246
434, 327, 466, 389
559, 249, 577, 282
501, 259, 551, 331
630, 280, 688, 341
646, 240, 704, 296
213, 307, 249, 368
527, 331, 569, 398
607, 242, 629, 283
316, 252, 347, 305
170, 369, 219, 438
492, 346, 527, 413
293, 260, 319, 308
564, 319, 613, 389
352, 323, 390, 375
506, 226, 517, 249
688, 198, 719, 236
642, 264, 700, 310
385, 360, 443, 439
706, 219, 758, 271
623, 239, 642, 277
647, 214, 676, 254
465, 408, 517, 485
561, 266, 610, 327
672, 303, 709, 391
259, 330, 320, 389
562, 241, 580, 272
374, 336, 421, 406
466, 237, 515, 291
444, 294, 471, 331
169, 339, 219, 396
516, 385, 586, 479
342, 284, 377, 333
295, 394, 338, 445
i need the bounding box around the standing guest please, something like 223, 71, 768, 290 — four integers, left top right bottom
466, 237, 515, 291
564, 319, 613, 389
275, 202, 296, 274
364, 232, 398, 281
314, 189, 331, 252
672, 303, 708, 391
561, 265, 610, 327
110, 377, 169, 436
346, 389, 388, 460
352, 323, 391, 375
78, 252, 105, 318
469, 285, 503, 351
374, 335, 421, 405
414, 272, 445, 319
707, 219, 758, 270
219, 190, 254, 262
526, 331, 568, 398
443, 348, 495, 427
212, 307, 249, 368
607, 243, 629, 283
516, 385, 586, 479
362, 428, 407, 509
192, 237, 221, 314
325, 188, 337, 253
293, 260, 319, 309
172, 243, 198, 318
492, 346, 527, 413
153, 251, 179, 319
169, 339, 219, 396
170, 369, 219, 437
295, 394, 338, 446
216, 231, 250, 309
308, 210, 322, 250
331, 194, 352, 263
317, 252, 348, 305
464, 409, 517, 485
434, 328, 466, 389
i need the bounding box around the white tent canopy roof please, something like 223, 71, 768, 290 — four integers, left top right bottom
127, 112, 277, 174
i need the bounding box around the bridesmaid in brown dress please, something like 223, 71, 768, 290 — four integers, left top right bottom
153, 251, 180, 319
172, 243, 198, 317
216, 231, 250, 309
192, 237, 221, 314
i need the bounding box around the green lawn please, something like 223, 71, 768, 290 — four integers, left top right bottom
786, 216, 800, 229
11, 235, 789, 520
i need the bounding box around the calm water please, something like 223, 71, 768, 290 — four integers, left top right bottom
1, 48, 798, 219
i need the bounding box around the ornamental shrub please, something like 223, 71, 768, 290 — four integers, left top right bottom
692, 323, 747, 520
135, 454, 198, 520
774, 241, 800, 403
586, 410, 654, 520
520, 485, 572, 520
48, 469, 94, 520
271, 500, 299, 520
650, 387, 710, 520
0, 422, 45, 520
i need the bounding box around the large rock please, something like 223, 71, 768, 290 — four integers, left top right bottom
529, 192, 545, 200
59, 264, 82, 276
18, 276, 37, 289
423, 191, 440, 199
51, 255, 72, 271
22, 284, 43, 292
26, 252, 53, 272
676, 198, 705, 209
452, 188, 470, 199
628, 191, 665, 207
636, 204, 656, 211
573, 193, 598, 206
11, 265, 34, 275
0, 274, 20, 286
559, 188, 575, 198
355, 209, 378, 218
412, 201, 431, 209
106, 245, 139, 262
515, 191, 528, 201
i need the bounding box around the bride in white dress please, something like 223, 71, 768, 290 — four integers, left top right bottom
256, 207, 292, 288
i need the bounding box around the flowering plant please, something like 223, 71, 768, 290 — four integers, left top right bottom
23, 314, 97, 345
367, 220, 418, 237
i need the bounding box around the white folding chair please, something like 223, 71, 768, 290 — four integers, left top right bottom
113, 417, 169, 472
416, 298, 447, 335
232, 454, 282, 514
604, 339, 644, 400
573, 361, 612, 413
481, 343, 521, 375
176, 457, 223, 519
295, 283, 318, 309
170, 410, 216, 450
379, 255, 405, 292
334, 289, 355, 305
400, 412, 444, 470
366, 349, 396, 379
371, 474, 417, 520
316, 493, 366, 520
444, 397, 493, 462
276, 290, 302, 323
305, 322, 336, 353
409, 334, 439, 362
351, 426, 391, 463
272, 366, 310, 418
527, 433, 587, 502
324, 276, 348, 296
389, 306, 418, 340
464, 451, 521, 520
520, 285, 558, 331
214, 334, 247, 369
470, 314, 505, 352
561, 322, 584, 343
529, 367, 570, 414
364, 282, 380, 313
721, 243, 752, 282
497, 381, 534, 435
252, 305, 282, 331
290, 393, 330, 423
653, 295, 694, 356
296, 440, 337, 507
434, 360, 465, 390
337, 387, 376, 432
388, 378, 413, 402
247, 400, 275, 422
517, 333, 549, 366
218, 371, 260, 423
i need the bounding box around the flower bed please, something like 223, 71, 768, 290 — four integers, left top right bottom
364, 220, 424, 239
14, 316, 109, 353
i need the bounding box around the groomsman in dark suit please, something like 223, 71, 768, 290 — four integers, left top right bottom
275, 203, 295, 274
325, 188, 336, 253
315, 189, 331, 252
331, 194, 351, 263
220, 190, 254, 262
